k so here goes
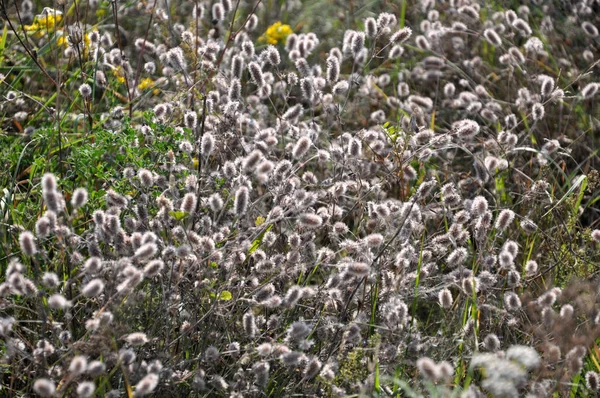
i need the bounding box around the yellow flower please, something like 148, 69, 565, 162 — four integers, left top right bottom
24, 8, 63, 31
137, 78, 155, 90
112, 67, 125, 84
259, 21, 293, 45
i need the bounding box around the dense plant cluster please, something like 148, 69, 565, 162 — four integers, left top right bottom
0, 0, 599, 396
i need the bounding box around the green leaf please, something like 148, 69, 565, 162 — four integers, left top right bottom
169, 210, 188, 221
218, 291, 233, 301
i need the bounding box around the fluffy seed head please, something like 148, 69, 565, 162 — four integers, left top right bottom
455, 119, 480, 139
495, 209, 515, 231
82, 278, 105, 298
71, 187, 88, 209
582, 22, 599, 38
416, 357, 440, 380
390, 27, 412, 44
365, 17, 377, 38
292, 136, 311, 159
504, 292, 522, 311
248, 62, 265, 87
135, 373, 159, 396
19, 231, 37, 256
531, 103, 545, 121
581, 83, 599, 100
243, 311, 257, 337
283, 104, 303, 120
69, 355, 88, 376
586, 371, 600, 391
79, 83, 92, 98
266, 45, 281, 66
351, 32, 365, 56
296, 213, 321, 229
33, 379, 56, 397
77, 381, 95, 398
483, 333, 501, 351
212, 3, 224, 21
181, 193, 197, 214
438, 288, 453, 308
234, 186, 249, 216
483, 28, 502, 46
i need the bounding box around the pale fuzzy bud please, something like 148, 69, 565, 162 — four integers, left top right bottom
138, 169, 154, 188
124, 332, 149, 346
504, 292, 521, 311
82, 278, 105, 298
438, 288, 453, 308
300, 78, 314, 101
292, 136, 311, 159
184, 111, 197, 130
134, 373, 159, 397
351, 32, 365, 56
495, 209, 515, 231
531, 103, 545, 121
298, 213, 323, 228
243, 311, 257, 337
181, 193, 197, 214
360, 17, 377, 40
42, 272, 60, 288
266, 45, 280, 66
42, 173, 57, 193
19, 231, 37, 256
201, 133, 215, 157
69, 356, 88, 376
134, 243, 158, 261
248, 62, 265, 87
525, 260, 538, 276
512, 18, 532, 36
253, 361, 270, 386
79, 83, 92, 99
234, 186, 249, 216
348, 138, 362, 157
48, 294, 72, 309
390, 27, 412, 44
77, 381, 95, 398
346, 262, 370, 277
208, 193, 223, 213
71, 187, 88, 209
246, 14, 258, 31
416, 357, 440, 380
483, 333, 500, 351
455, 119, 480, 139
388, 45, 404, 59
326, 55, 340, 83
243, 150, 263, 171
586, 371, 600, 391
483, 28, 502, 46
332, 81, 349, 95
84, 257, 102, 274
581, 22, 598, 38
581, 83, 599, 100
144, 260, 164, 277
212, 3, 224, 21
33, 378, 56, 397
283, 104, 303, 120
415, 35, 430, 50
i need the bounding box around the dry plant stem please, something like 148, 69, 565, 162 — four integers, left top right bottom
132, 0, 159, 95
110, 0, 133, 118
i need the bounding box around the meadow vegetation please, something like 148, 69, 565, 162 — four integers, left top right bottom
0, 0, 599, 396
